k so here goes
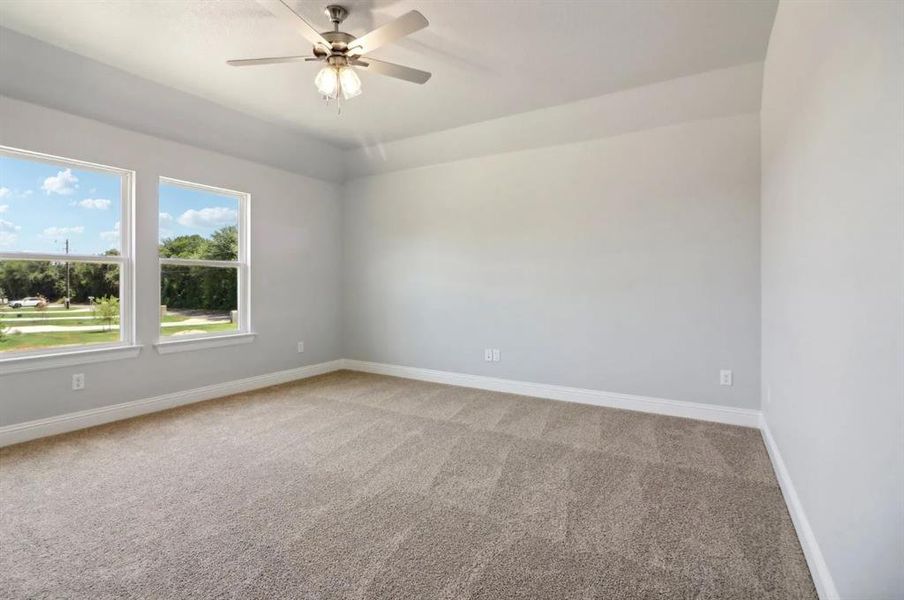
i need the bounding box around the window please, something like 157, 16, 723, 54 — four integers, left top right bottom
157, 178, 249, 346
0, 146, 133, 358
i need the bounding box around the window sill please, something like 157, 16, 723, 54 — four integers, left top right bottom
0, 344, 142, 375
154, 332, 256, 355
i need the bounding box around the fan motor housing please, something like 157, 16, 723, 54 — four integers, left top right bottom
314, 30, 356, 57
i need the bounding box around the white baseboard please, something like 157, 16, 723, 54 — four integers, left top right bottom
0, 359, 344, 448
341, 359, 761, 428
760, 416, 839, 600
1, 358, 757, 447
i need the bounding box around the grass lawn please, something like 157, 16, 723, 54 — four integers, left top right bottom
0, 323, 237, 353
0, 329, 120, 352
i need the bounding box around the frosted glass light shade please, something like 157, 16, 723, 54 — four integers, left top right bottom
315, 66, 339, 97
338, 67, 362, 99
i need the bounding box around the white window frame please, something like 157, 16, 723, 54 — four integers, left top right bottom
155, 177, 252, 354
0, 145, 138, 374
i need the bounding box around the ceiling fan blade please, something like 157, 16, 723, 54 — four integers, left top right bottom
227, 55, 319, 67
348, 11, 428, 55
257, 0, 331, 52
351, 57, 431, 84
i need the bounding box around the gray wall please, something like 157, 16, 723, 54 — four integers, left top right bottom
0, 97, 344, 426
343, 112, 761, 409
761, 1, 904, 597
2, 62, 765, 429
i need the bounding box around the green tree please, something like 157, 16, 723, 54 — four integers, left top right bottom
71, 251, 120, 302
0, 256, 125, 305
200, 226, 237, 310
0, 261, 62, 300
159, 234, 208, 259
205, 226, 238, 261
159, 226, 237, 311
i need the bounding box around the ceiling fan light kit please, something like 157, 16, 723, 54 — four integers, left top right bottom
315, 62, 362, 100
228, 1, 431, 111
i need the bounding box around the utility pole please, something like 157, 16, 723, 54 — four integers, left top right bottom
65, 239, 70, 310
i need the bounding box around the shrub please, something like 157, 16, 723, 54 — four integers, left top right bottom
94, 296, 120, 331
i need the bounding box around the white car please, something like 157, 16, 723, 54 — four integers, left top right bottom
9, 297, 43, 309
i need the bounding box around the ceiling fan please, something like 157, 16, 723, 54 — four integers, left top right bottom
227, 0, 431, 104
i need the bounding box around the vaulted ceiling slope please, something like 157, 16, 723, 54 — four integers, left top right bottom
0, 28, 346, 183
345, 61, 763, 179
1, 1, 777, 148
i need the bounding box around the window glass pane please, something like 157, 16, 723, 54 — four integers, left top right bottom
0, 260, 121, 353
160, 264, 238, 337
159, 182, 238, 261
0, 154, 122, 256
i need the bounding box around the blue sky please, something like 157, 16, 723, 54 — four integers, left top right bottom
0, 155, 237, 256
159, 182, 238, 245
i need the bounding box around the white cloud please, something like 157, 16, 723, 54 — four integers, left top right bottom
42, 226, 85, 238
78, 198, 112, 210
0, 187, 9, 198
41, 168, 79, 195
159, 212, 173, 223
177, 206, 236, 229
100, 221, 121, 246
0, 205, 7, 213
0, 219, 20, 246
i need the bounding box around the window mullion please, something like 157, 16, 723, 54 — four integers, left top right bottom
159, 258, 238, 269
0, 252, 125, 265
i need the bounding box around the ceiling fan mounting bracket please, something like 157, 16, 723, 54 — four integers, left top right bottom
324, 5, 348, 29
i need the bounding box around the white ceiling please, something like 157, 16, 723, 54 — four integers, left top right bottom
0, 0, 777, 149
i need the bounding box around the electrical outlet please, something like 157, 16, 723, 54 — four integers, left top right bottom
297, 341, 304, 353
484, 348, 493, 362
719, 370, 733, 386
492, 349, 501, 362
72, 373, 85, 391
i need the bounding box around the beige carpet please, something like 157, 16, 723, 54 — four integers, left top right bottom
0, 370, 815, 599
